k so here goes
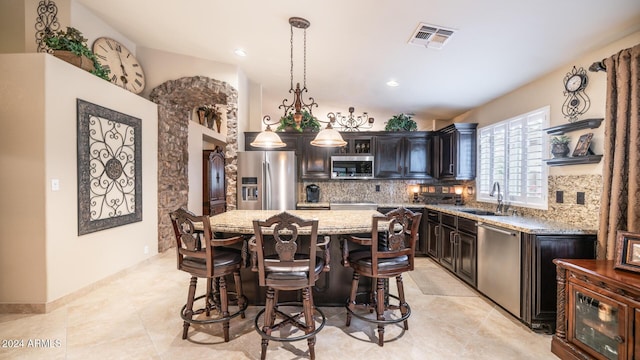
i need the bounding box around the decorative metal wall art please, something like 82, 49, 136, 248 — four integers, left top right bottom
35, 0, 60, 53
562, 66, 591, 122
77, 99, 142, 235
328, 107, 374, 131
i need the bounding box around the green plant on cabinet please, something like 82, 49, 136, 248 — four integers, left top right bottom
385, 113, 417, 131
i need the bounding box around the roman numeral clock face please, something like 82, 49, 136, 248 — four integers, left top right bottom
92, 37, 145, 94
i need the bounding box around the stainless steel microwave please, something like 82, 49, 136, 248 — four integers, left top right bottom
330, 155, 374, 179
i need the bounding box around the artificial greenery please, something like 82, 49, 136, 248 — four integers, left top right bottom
43, 27, 110, 81
550, 135, 571, 144
276, 110, 321, 132
384, 113, 417, 131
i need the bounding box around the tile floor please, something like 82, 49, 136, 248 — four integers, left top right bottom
0, 252, 557, 359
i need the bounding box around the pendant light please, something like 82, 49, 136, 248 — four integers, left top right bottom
250, 116, 286, 148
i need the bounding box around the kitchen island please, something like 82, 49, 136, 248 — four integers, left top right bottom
208, 209, 385, 306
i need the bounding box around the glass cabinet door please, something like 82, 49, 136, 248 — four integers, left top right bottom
569, 284, 627, 360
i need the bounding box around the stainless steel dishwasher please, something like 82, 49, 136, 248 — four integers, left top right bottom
477, 222, 522, 318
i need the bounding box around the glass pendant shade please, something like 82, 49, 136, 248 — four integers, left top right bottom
250, 126, 286, 148
310, 126, 347, 147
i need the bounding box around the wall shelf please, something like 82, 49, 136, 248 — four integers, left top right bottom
544, 118, 603, 135
544, 154, 602, 166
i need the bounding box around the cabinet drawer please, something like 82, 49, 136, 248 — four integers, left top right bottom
426, 210, 440, 222
441, 213, 456, 227
458, 217, 477, 234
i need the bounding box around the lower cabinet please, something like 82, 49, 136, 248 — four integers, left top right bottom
436, 212, 476, 287
552, 259, 640, 360
426, 210, 440, 258
522, 234, 597, 333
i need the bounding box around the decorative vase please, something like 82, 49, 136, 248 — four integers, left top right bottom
215, 118, 222, 133
52, 50, 95, 73
551, 143, 570, 158
197, 109, 206, 126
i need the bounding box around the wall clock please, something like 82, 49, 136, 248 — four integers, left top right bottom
561, 66, 590, 122
92, 37, 146, 94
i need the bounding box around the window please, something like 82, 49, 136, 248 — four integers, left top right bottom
477, 106, 549, 209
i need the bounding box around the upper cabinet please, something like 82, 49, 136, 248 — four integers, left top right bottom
435, 123, 477, 180
374, 131, 433, 179
334, 134, 374, 155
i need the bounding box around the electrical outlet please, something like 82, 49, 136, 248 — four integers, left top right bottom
144, 245, 149, 254
51, 179, 60, 191
577, 192, 585, 205
556, 191, 563, 203
375, 185, 380, 192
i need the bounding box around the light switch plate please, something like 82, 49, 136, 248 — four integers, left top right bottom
51, 179, 60, 191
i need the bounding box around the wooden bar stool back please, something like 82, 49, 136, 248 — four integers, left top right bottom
251, 212, 328, 360
169, 207, 247, 342
342, 207, 422, 346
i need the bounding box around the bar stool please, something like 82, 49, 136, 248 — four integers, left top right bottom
250, 212, 330, 360
169, 208, 247, 342
341, 207, 422, 346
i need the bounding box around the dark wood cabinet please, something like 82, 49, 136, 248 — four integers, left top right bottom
374, 132, 432, 179
431, 210, 477, 287
522, 233, 597, 333
435, 123, 477, 180
203, 147, 226, 215
333, 134, 373, 155
425, 210, 440, 258
299, 134, 333, 179
552, 259, 640, 360
374, 134, 405, 179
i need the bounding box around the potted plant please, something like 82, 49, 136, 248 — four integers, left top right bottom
550, 135, 571, 158
276, 110, 321, 132
385, 113, 417, 131
43, 26, 110, 81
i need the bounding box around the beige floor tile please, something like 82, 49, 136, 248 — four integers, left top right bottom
0, 255, 559, 359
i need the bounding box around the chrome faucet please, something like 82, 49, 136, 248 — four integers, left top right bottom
490, 181, 504, 214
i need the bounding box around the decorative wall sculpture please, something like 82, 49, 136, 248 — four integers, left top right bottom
77, 99, 142, 235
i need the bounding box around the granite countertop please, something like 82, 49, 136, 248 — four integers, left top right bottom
424, 204, 597, 235
209, 209, 385, 235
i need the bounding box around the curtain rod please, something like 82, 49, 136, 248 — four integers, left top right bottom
589, 60, 606, 72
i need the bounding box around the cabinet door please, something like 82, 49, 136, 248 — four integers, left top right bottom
456, 231, 476, 286
334, 133, 374, 155
210, 151, 225, 201
374, 135, 404, 178
567, 284, 627, 360
300, 134, 332, 179
404, 134, 433, 179
438, 131, 456, 179
427, 221, 439, 258
439, 225, 456, 272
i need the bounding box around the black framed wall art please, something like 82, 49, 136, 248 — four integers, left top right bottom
77, 99, 142, 235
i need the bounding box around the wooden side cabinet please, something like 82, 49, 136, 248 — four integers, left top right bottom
203, 147, 226, 215
552, 259, 640, 360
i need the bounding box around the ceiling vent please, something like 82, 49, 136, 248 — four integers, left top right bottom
408, 23, 456, 49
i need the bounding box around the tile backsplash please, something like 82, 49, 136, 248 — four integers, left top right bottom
302, 174, 602, 229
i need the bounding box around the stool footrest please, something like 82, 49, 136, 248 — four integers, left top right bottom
345, 293, 411, 325
181, 293, 248, 325
254, 301, 326, 342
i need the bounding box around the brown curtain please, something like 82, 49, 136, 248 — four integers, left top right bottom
598, 43, 640, 260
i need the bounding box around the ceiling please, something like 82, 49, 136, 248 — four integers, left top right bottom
77, 0, 640, 120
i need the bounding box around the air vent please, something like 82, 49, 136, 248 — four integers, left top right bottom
408, 23, 456, 49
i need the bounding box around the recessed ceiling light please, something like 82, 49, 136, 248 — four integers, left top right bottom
234, 48, 247, 57
386, 80, 399, 87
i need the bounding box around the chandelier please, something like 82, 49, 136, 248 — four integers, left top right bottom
252, 17, 346, 148
328, 107, 374, 131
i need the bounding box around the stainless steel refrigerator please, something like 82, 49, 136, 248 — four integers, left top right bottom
237, 151, 297, 210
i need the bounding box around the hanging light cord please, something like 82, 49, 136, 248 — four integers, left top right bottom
289, 23, 294, 91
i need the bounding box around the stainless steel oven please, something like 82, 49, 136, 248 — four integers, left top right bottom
330, 155, 374, 179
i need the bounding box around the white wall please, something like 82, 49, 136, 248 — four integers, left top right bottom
453, 31, 640, 177
0, 53, 158, 306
